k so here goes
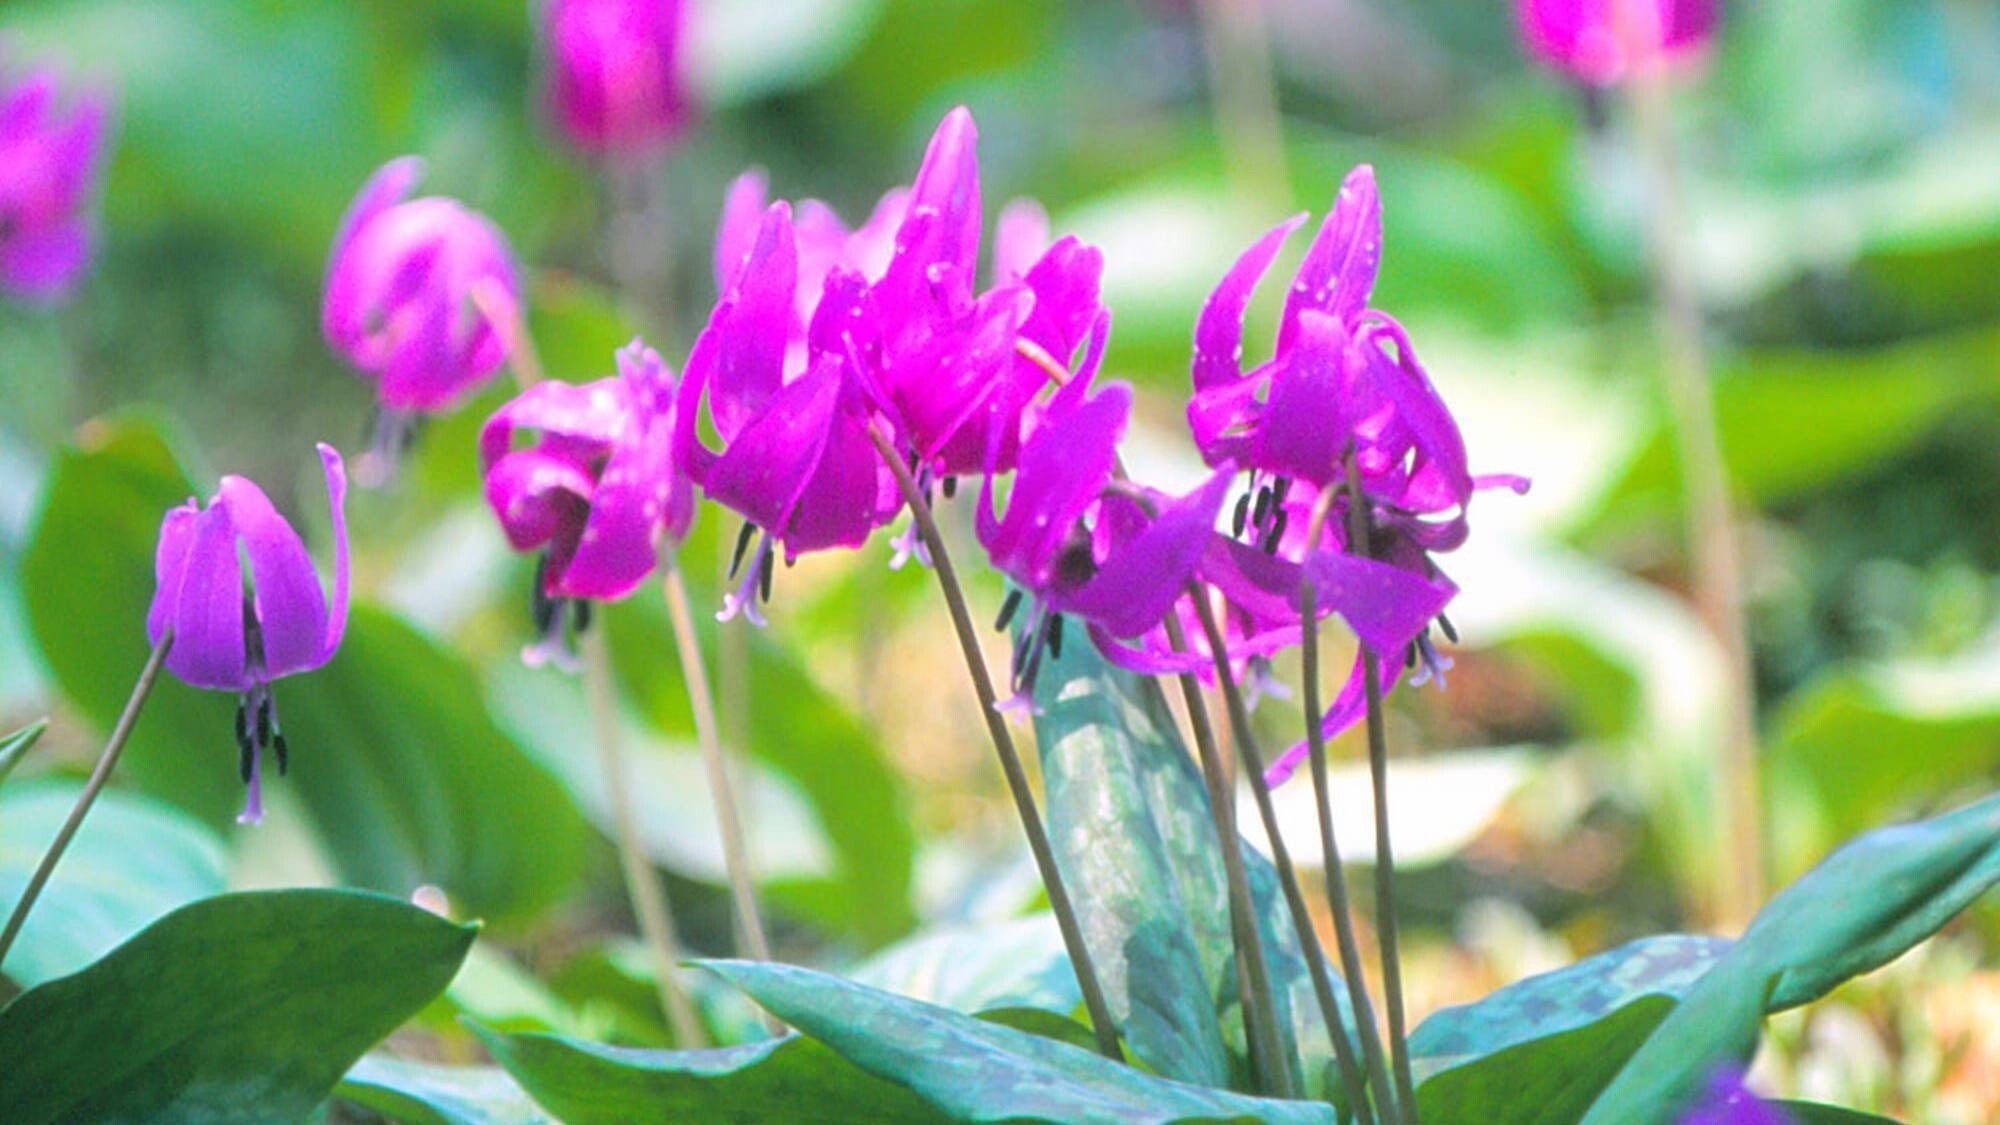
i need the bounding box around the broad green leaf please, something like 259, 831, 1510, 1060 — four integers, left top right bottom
1775, 1102, 1902, 1124
0, 717, 47, 786
1029, 631, 1350, 1098
471, 1022, 944, 1125
20, 418, 591, 927
0, 780, 227, 987
1408, 936, 1729, 1122
702, 959, 1337, 1124
848, 914, 1081, 1016
336, 1054, 553, 1125
1585, 791, 2000, 1122
0, 889, 475, 1124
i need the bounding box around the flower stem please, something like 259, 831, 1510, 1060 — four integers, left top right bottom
580, 626, 705, 1047
660, 554, 780, 1033
1343, 456, 1419, 1123
1187, 592, 1378, 1120
866, 424, 1121, 1061
0, 634, 172, 972
1162, 607, 1293, 1099
1300, 487, 1399, 1123
1628, 45, 1762, 926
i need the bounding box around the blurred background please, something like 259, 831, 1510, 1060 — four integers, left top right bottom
4, 1, 2000, 1118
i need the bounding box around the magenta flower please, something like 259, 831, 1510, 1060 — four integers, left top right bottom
1678, 1067, 1787, 1125
0, 53, 111, 304
146, 445, 351, 825
977, 380, 1234, 708
322, 157, 520, 479
1517, 0, 1720, 87
540, 0, 694, 157
482, 339, 692, 669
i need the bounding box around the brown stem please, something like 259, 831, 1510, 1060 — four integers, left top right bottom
581, 627, 705, 1046
1628, 35, 1762, 926
1163, 608, 1293, 1099
1300, 487, 1399, 1122
866, 423, 1122, 1060
1343, 456, 1419, 1123
660, 556, 780, 1034
0, 634, 172, 970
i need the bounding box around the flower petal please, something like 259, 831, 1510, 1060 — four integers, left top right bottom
1264, 653, 1400, 788
164, 499, 248, 692
1193, 212, 1306, 391
478, 376, 629, 470
1278, 165, 1381, 351
483, 445, 596, 552
219, 473, 330, 681
978, 382, 1128, 586
993, 198, 1050, 282
317, 444, 351, 657
702, 351, 842, 536
1305, 551, 1455, 660
146, 503, 198, 647
714, 169, 769, 292
1058, 467, 1234, 638
712, 202, 798, 439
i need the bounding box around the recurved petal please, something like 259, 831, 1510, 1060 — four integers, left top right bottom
317, 444, 351, 657
702, 351, 843, 536
1305, 550, 1454, 661
219, 473, 330, 681
554, 412, 675, 600
325, 156, 423, 295
164, 499, 248, 692
1193, 213, 1306, 391
714, 169, 770, 292
478, 376, 629, 470
146, 504, 199, 648
483, 445, 596, 553
1253, 310, 1355, 485
993, 198, 1050, 282
978, 381, 1128, 584
1059, 467, 1235, 638
901, 106, 982, 286
1264, 653, 1400, 788
713, 202, 798, 438
1278, 165, 1381, 351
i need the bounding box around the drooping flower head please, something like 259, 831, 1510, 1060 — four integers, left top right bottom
323, 157, 521, 479
482, 339, 692, 669
540, 0, 694, 157
977, 379, 1234, 709
0, 50, 112, 304
146, 445, 351, 825
1516, 0, 1720, 87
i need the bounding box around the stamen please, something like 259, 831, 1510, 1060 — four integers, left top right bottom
255, 694, 272, 749
995, 589, 1023, 632
718, 528, 774, 627
530, 555, 556, 634
1437, 612, 1459, 644
237, 743, 264, 826
1410, 633, 1454, 690
235, 699, 254, 783
729, 520, 758, 579
758, 541, 775, 604
573, 598, 593, 636
1272, 476, 1292, 505
1045, 613, 1065, 660
1252, 483, 1272, 526
941, 475, 958, 500
1232, 492, 1251, 538
273, 732, 290, 776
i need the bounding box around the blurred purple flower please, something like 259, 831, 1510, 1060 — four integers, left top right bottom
323, 157, 520, 481
146, 445, 351, 824
1679, 1067, 1789, 1125
1516, 0, 1720, 87
541, 0, 694, 157
977, 380, 1233, 708
482, 339, 691, 669
0, 52, 111, 304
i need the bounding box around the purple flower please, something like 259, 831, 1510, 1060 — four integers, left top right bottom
977, 380, 1234, 708
323, 157, 520, 478
1517, 0, 1720, 87
146, 445, 351, 824
1679, 1067, 1789, 1125
540, 0, 694, 157
0, 53, 111, 304
482, 339, 692, 669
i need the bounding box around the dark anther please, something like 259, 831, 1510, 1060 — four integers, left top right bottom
255, 695, 272, 748
941, 475, 958, 500
273, 732, 290, 775
995, 589, 1023, 632
1053, 538, 1097, 588
729, 521, 757, 579
573, 598, 593, 636
1252, 483, 1273, 526
1012, 625, 1037, 677
1272, 476, 1293, 504
1405, 643, 1419, 670
1262, 509, 1289, 554
530, 555, 556, 634
1232, 492, 1251, 538
1046, 613, 1066, 660
758, 543, 776, 603
1437, 612, 1459, 644
239, 739, 255, 784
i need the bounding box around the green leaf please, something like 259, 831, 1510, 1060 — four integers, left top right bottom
0, 717, 47, 786
1028, 631, 1349, 1098
1408, 935, 1729, 1122
471, 1022, 945, 1125
336, 1054, 554, 1125
0, 889, 475, 1124
19, 418, 591, 927
1775, 1102, 1903, 1124
0, 780, 228, 988
1585, 792, 2000, 1122
702, 959, 1337, 1124
847, 914, 1081, 1017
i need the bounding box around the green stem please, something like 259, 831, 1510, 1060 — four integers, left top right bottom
661, 556, 781, 1034
1163, 607, 1293, 1099
581, 627, 706, 1047
0, 634, 172, 971
867, 423, 1123, 1061
1188, 592, 1377, 1121
1300, 488, 1400, 1122
1343, 456, 1419, 1123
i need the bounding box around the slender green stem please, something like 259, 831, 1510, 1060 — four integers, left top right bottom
581, 627, 705, 1047
1343, 456, 1419, 1123
1187, 592, 1377, 1121
661, 556, 781, 1033
866, 423, 1122, 1061
0, 634, 172, 971
1163, 607, 1292, 1098
1300, 488, 1399, 1122
1628, 39, 1762, 926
